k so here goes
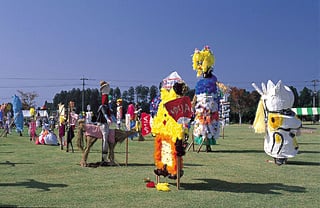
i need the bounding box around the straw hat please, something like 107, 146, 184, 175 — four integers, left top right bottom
100, 80, 109, 91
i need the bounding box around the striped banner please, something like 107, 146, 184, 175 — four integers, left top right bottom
291, 107, 320, 116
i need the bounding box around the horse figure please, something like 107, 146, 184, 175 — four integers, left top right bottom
78, 120, 136, 167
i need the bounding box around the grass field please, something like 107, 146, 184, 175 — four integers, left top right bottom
0, 124, 319, 208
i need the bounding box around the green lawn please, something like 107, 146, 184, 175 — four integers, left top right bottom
0, 124, 319, 208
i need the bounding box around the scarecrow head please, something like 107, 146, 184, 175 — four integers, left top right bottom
100, 80, 110, 105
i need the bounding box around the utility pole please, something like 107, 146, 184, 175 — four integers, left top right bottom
311, 79, 319, 123
80, 77, 88, 113
311, 79, 319, 108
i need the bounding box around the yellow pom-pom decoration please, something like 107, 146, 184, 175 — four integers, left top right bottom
155, 183, 170, 192
192, 45, 215, 77
201, 48, 214, 73
29, 107, 35, 116
151, 88, 184, 142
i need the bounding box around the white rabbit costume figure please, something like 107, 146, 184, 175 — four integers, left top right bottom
252, 80, 301, 165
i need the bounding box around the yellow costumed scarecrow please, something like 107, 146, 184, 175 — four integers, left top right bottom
152, 72, 190, 179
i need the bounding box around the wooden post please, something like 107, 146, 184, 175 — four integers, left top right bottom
222, 125, 225, 139
176, 156, 181, 190
125, 137, 128, 166
186, 130, 195, 152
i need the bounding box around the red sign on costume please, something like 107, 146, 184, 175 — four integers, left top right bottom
164, 96, 192, 123
141, 112, 151, 136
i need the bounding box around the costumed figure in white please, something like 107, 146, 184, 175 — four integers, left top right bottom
252, 80, 301, 165
36, 123, 59, 145
116, 99, 123, 129
97, 80, 112, 165
85, 105, 93, 124
192, 45, 221, 152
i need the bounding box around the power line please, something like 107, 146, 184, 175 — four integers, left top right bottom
0, 84, 79, 89
0, 77, 80, 81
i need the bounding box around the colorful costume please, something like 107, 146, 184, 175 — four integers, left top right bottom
192, 46, 220, 152
126, 103, 136, 139
36, 124, 59, 145
152, 72, 189, 179
252, 80, 301, 165
12, 95, 23, 136
58, 103, 66, 150
29, 108, 37, 141
66, 101, 77, 152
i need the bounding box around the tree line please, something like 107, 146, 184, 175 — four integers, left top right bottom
17, 84, 319, 124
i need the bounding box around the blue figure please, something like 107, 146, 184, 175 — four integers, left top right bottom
12, 95, 24, 136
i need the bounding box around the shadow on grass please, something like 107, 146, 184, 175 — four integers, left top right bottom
0, 204, 17, 208
83, 162, 156, 168
183, 163, 204, 167
0, 151, 14, 154
0, 143, 12, 146
82, 162, 203, 168
0, 179, 68, 191
126, 163, 156, 167
0, 161, 34, 166
181, 178, 306, 194
298, 150, 320, 154
286, 161, 320, 166
299, 142, 320, 145
207, 149, 265, 154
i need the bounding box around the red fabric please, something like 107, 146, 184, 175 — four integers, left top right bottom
101, 94, 109, 105
127, 104, 135, 120
146, 181, 155, 188
164, 96, 192, 122
29, 121, 36, 137
212, 111, 219, 121
85, 124, 115, 144
59, 124, 65, 138
141, 113, 151, 136
85, 124, 103, 139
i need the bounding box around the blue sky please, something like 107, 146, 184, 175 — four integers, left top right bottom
0, 0, 319, 107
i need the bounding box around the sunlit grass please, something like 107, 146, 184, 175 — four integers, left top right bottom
0, 124, 319, 208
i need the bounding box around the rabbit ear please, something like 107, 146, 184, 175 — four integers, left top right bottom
275, 80, 283, 89
266, 80, 275, 92
252, 82, 263, 95
274, 80, 282, 93
261, 82, 267, 94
